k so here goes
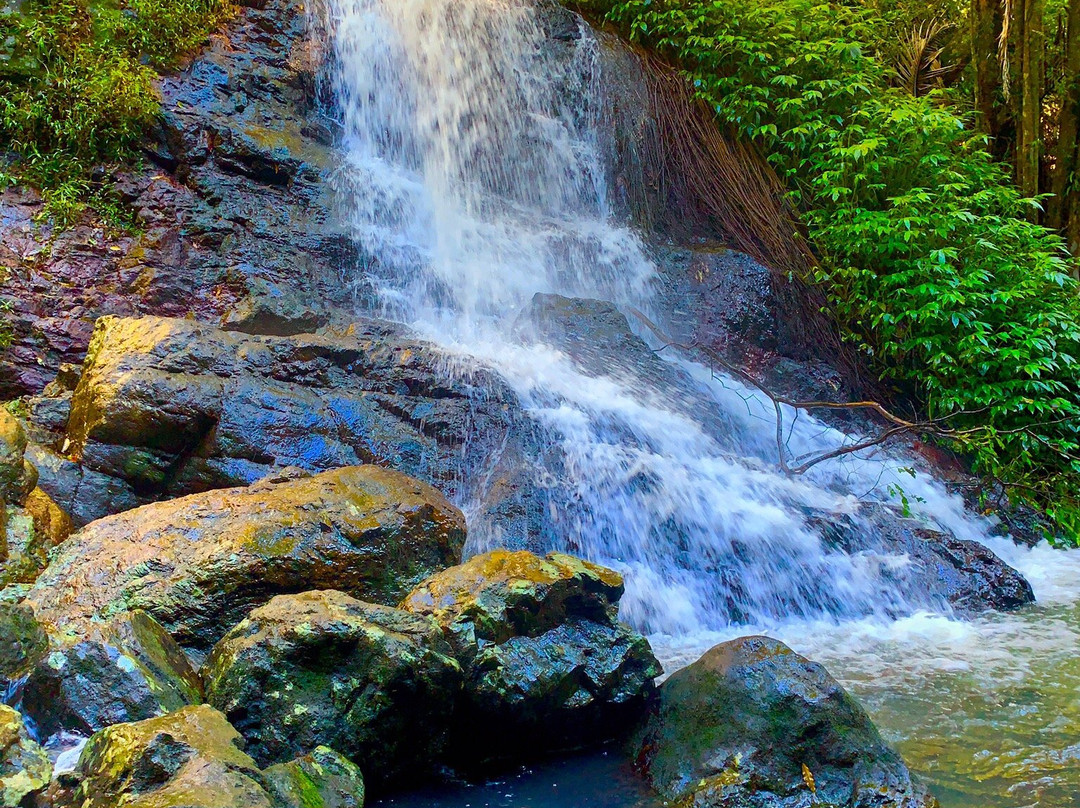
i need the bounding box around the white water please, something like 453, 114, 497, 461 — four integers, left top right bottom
323, 1, 1080, 804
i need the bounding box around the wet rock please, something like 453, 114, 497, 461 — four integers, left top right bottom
23, 487, 74, 547
205, 590, 461, 784
0, 705, 52, 806
0, 600, 47, 681
0, 0, 349, 400
25, 443, 151, 528
21, 610, 203, 738
814, 505, 1035, 615
61, 314, 547, 545
0, 410, 35, 506
263, 747, 365, 808
0, 506, 48, 589
73, 705, 273, 808
25, 466, 466, 654
634, 636, 936, 808
402, 550, 661, 766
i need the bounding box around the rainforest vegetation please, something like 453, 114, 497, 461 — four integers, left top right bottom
579, 0, 1080, 541
3, 0, 1080, 541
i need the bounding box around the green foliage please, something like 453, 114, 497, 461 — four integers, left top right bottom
0, 0, 232, 224
607, 0, 1080, 542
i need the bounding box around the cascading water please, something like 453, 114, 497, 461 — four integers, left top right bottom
327, 0, 1007, 632
322, 2, 1080, 805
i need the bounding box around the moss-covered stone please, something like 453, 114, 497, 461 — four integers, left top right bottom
263, 747, 365, 808
75, 704, 273, 808
402, 551, 660, 768
205, 590, 461, 786
26, 466, 466, 654
0, 704, 51, 806
21, 610, 203, 737
0, 599, 47, 681
634, 636, 937, 808
400, 549, 625, 658
0, 410, 34, 506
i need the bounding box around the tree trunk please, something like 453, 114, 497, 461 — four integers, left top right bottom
1017, 0, 1046, 206
971, 0, 1006, 147
1047, 0, 1080, 248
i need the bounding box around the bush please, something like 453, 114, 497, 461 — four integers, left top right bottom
605, 0, 1080, 542
0, 0, 232, 224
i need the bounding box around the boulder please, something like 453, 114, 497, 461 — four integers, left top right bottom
634, 636, 936, 808
21, 610, 203, 738
23, 487, 74, 547
0, 705, 51, 806
58, 314, 548, 545
73, 705, 274, 808
0, 506, 47, 589
0, 599, 47, 682
25, 466, 465, 653
263, 747, 365, 808
204, 590, 461, 784
402, 551, 661, 766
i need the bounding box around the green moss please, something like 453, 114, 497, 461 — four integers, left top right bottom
0, 0, 233, 225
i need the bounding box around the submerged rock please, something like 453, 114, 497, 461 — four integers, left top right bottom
634, 636, 936, 808
204, 590, 461, 785
25, 465, 465, 653
21, 610, 203, 738
0, 705, 52, 806
402, 550, 661, 766
73, 705, 272, 808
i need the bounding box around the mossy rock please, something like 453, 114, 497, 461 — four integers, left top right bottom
205, 590, 461, 786
74, 704, 272, 808
0, 599, 47, 681
0, 704, 51, 806
402, 551, 660, 768
633, 636, 937, 808
263, 746, 365, 808
0, 410, 34, 506
25, 466, 466, 654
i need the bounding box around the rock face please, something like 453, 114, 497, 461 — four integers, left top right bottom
402, 550, 661, 765
21, 610, 203, 738
0, 705, 51, 806
25, 466, 465, 653
634, 636, 936, 808
0, 0, 347, 398
205, 590, 461, 784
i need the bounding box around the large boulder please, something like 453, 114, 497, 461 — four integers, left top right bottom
402, 550, 661, 766
55, 314, 548, 543
634, 636, 936, 808
21, 610, 203, 738
25, 465, 465, 653
0, 705, 51, 806
204, 590, 461, 785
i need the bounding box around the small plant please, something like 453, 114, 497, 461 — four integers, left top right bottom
0, 0, 233, 223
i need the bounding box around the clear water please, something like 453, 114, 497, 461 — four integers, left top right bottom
320, 1, 1080, 805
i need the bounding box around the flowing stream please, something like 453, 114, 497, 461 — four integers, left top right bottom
322, 1, 1080, 805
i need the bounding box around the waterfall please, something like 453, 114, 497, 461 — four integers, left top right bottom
322, 0, 1014, 636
